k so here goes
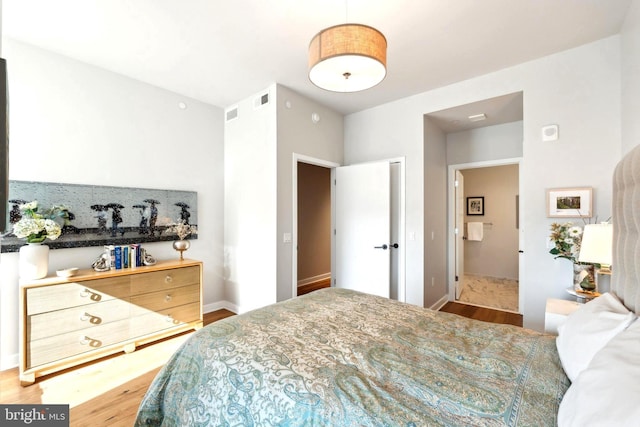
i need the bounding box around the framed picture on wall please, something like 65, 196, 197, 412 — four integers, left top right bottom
466, 196, 484, 216
546, 187, 592, 218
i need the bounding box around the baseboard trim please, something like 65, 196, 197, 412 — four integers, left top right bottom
430, 294, 449, 311
204, 300, 237, 315
297, 273, 331, 287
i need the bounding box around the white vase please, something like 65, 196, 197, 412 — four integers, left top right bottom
19, 243, 50, 280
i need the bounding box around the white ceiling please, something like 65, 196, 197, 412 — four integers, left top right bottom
427, 92, 524, 133
2, 0, 632, 115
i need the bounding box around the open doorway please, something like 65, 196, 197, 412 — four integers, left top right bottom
292, 155, 406, 301
452, 162, 521, 313
296, 161, 332, 296
425, 91, 524, 313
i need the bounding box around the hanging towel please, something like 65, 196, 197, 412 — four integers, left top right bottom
467, 222, 484, 241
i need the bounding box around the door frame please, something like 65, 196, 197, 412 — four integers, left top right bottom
447, 157, 523, 313
292, 154, 406, 302
292, 154, 340, 300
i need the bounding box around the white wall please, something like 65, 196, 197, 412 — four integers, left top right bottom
223, 84, 343, 310
0, 39, 224, 370
345, 105, 425, 307
622, 0, 640, 155
447, 121, 523, 165
276, 84, 343, 302
423, 117, 446, 308
224, 86, 278, 313
346, 36, 621, 331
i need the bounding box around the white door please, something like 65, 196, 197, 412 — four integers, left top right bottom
455, 170, 464, 299
335, 161, 390, 298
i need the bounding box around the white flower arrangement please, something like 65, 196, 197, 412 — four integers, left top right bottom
12, 200, 63, 244
165, 220, 197, 240
549, 222, 583, 263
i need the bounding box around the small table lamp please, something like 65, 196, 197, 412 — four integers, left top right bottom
578, 223, 613, 292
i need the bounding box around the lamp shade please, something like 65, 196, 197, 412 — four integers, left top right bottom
578, 223, 613, 266
308, 23, 387, 92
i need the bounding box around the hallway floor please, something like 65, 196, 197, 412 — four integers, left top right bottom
458, 274, 519, 313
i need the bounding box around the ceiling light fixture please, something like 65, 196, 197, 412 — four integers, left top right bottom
308, 23, 387, 92
468, 113, 487, 122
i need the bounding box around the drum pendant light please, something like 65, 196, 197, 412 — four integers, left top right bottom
308, 23, 387, 92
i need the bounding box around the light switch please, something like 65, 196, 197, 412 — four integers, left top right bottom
542, 124, 559, 141
283, 233, 292, 243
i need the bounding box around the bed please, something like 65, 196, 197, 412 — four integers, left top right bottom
136, 145, 640, 426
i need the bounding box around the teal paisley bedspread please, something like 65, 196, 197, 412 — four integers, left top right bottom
135, 288, 569, 426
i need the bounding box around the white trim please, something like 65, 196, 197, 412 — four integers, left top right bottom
447, 157, 523, 313
430, 294, 449, 311
297, 272, 331, 287
389, 158, 407, 303
204, 300, 238, 315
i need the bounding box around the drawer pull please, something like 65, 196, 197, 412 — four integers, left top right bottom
80, 312, 102, 324
165, 275, 173, 283
79, 288, 102, 302
79, 336, 102, 347
164, 294, 172, 302
165, 314, 180, 325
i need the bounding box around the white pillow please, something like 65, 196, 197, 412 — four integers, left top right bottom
556, 292, 636, 381
558, 318, 640, 427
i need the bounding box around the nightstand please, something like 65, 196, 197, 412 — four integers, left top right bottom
566, 287, 600, 303
545, 298, 582, 335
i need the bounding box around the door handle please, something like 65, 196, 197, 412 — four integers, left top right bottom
391, 243, 399, 249
374, 244, 388, 250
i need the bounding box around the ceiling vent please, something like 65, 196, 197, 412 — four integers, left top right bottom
254, 92, 269, 109
225, 107, 238, 122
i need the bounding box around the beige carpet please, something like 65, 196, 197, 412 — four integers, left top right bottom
458, 274, 519, 313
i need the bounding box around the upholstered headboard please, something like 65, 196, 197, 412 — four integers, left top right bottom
611, 144, 640, 314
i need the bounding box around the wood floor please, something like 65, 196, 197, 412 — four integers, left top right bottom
0, 291, 521, 426
0, 309, 234, 427
440, 301, 523, 327
297, 278, 331, 296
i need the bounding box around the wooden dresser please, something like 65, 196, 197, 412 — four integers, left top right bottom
19, 259, 203, 386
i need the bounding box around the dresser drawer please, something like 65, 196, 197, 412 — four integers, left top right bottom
130, 302, 201, 338
26, 277, 130, 315
130, 284, 200, 314
27, 298, 132, 341
27, 318, 131, 368
20, 259, 203, 386
130, 266, 199, 296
